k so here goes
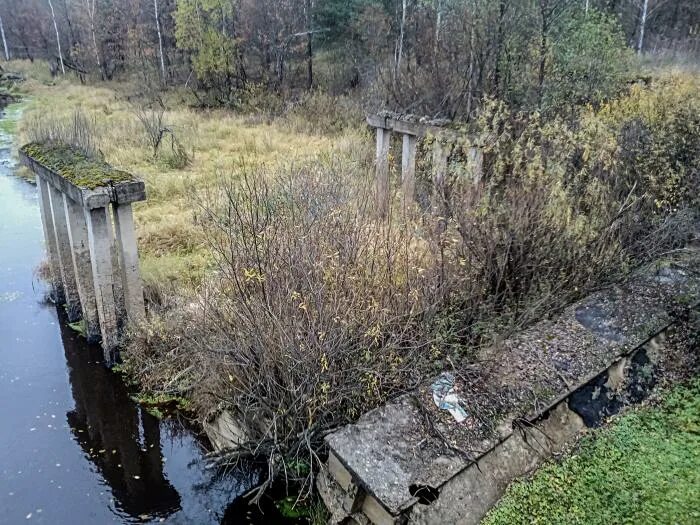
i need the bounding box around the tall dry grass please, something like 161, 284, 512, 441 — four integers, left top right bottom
10, 59, 369, 291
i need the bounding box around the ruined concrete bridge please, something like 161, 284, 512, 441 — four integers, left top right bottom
20, 142, 146, 363
367, 112, 483, 216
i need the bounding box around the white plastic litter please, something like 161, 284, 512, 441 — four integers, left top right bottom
431, 372, 468, 423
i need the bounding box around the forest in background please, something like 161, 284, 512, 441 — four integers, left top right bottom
0, 0, 698, 116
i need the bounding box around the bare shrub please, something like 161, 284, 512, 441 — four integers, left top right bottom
440, 87, 699, 336
134, 99, 190, 168
123, 73, 699, 500
125, 161, 453, 497
134, 103, 167, 157
283, 91, 364, 135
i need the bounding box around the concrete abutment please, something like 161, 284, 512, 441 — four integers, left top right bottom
318, 253, 700, 525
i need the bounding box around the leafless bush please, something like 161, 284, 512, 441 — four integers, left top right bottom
125, 161, 454, 497
125, 142, 696, 501
135, 103, 168, 157
134, 100, 190, 168
124, 81, 699, 500
27, 108, 99, 157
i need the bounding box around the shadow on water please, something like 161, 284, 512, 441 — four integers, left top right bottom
57, 308, 299, 524
58, 312, 182, 519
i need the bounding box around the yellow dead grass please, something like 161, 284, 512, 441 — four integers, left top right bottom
8, 60, 367, 290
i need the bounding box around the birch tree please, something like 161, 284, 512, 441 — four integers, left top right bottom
632, 0, 669, 53
154, 0, 166, 81
82, 0, 103, 78
636, 0, 648, 52
47, 0, 65, 74
0, 13, 9, 61
434, 0, 443, 57
394, 0, 407, 82
304, 0, 314, 89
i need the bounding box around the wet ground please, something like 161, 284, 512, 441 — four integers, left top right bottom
0, 104, 291, 524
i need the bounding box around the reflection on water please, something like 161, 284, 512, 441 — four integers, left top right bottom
0, 103, 296, 524
60, 315, 181, 519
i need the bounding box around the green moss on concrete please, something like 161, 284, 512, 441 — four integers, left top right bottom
21, 141, 135, 189
483, 380, 700, 525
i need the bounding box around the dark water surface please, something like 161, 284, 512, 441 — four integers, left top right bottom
0, 105, 283, 524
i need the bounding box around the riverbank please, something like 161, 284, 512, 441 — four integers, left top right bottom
6, 58, 700, 521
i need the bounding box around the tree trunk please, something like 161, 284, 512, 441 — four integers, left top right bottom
434, 0, 442, 59
537, 1, 548, 107
90, 23, 103, 79
61, 0, 79, 53
493, 0, 506, 98
465, 25, 475, 119
154, 0, 166, 82
85, 0, 104, 79
395, 0, 407, 81
637, 0, 648, 53
47, 0, 66, 74
305, 0, 313, 90
0, 14, 9, 61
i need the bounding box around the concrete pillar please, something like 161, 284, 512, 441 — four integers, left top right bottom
432, 140, 451, 209
112, 203, 145, 322
86, 206, 119, 362
47, 184, 82, 322
36, 175, 65, 303
63, 194, 101, 343
468, 146, 483, 185
401, 134, 417, 206
375, 127, 391, 217
106, 208, 126, 321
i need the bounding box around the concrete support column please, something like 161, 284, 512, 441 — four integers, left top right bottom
63, 194, 101, 343
86, 206, 119, 362
401, 134, 417, 206
106, 209, 125, 320
432, 140, 451, 210
375, 127, 391, 217
47, 184, 82, 321
112, 203, 145, 322
468, 146, 483, 185
36, 174, 65, 303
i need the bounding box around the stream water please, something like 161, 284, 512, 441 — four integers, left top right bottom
0, 104, 290, 524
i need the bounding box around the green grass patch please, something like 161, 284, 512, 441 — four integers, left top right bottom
484, 380, 700, 525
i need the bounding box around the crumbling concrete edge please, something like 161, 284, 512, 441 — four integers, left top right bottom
319, 303, 699, 525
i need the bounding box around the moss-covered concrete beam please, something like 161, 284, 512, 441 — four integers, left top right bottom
20, 141, 145, 209
367, 114, 464, 141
